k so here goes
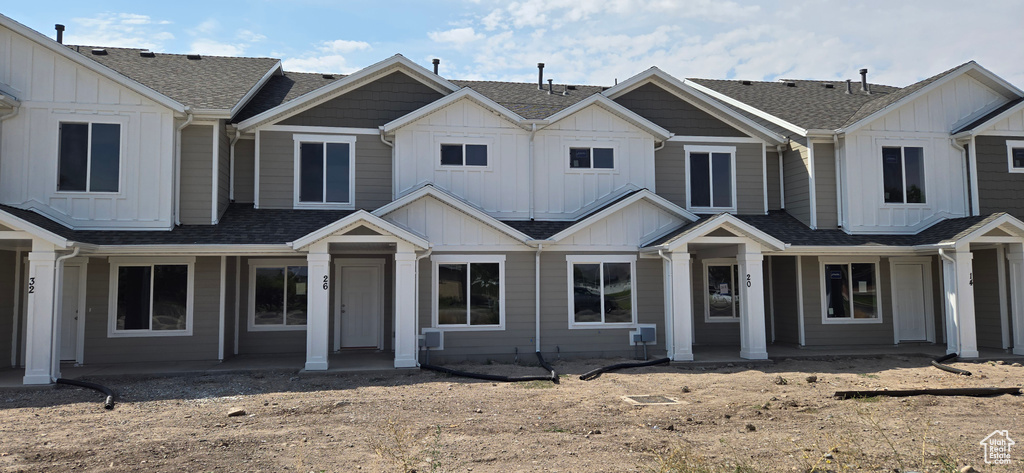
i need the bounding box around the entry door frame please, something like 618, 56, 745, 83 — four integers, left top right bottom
889, 257, 935, 343
333, 258, 386, 351
59, 258, 89, 365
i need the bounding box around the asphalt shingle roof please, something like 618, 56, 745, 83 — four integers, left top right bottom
233, 71, 347, 123
500, 190, 643, 239
0, 204, 354, 246
450, 80, 606, 119
69, 45, 280, 112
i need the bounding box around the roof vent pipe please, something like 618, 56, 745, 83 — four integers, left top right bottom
846, 79, 852, 94
859, 68, 869, 93
432, 58, 439, 75
55, 24, 65, 44
547, 79, 553, 94
537, 63, 545, 90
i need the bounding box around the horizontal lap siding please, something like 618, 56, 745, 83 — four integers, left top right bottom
180, 125, 214, 224
218, 120, 230, 219
932, 257, 945, 344
784, 144, 811, 226
813, 143, 838, 228
770, 256, 799, 344
976, 136, 1024, 219
766, 151, 781, 210
735, 142, 765, 214
280, 72, 444, 128
972, 249, 1003, 349
654, 142, 686, 207
613, 83, 747, 137
691, 257, 739, 345
354, 136, 392, 211
0, 250, 15, 367
223, 256, 236, 356
257, 131, 294, 209
655, 141, 765, 214
234, 139, 256, 203
83, 257, 221, 363
800, 256, 895, 346
237, 256, 306, 354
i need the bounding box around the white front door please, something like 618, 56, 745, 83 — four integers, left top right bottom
59, 266, 81, 361
335, 260, 383, 349
894, 262, 929, 341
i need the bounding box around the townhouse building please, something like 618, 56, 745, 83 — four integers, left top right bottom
0, 14, 1021, 384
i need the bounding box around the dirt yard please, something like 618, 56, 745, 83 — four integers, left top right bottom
0, 355, 1022, 472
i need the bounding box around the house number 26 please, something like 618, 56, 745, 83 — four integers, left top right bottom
746, 274, 751, 288
322, 275, 329, 291
27, 277, 35, 294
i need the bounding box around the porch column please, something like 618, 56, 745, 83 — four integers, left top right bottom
668, 252, 693, 361
23, 241, 57, 385
738, 245, 768, 360
941, 250, 979, 358
1007, 244, 1024, 355
394, 248, 417, 368
305, 247, 330, 371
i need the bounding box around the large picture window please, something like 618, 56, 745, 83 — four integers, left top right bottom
432, 255, 505, 330
58, 122, 120, 192
567, 255, 636, 327
293, 134, 355, 208
248, 260, 308, 331
882, 146, 925, 204
822, 260, 881, 324
686, 145, 736, 212
705, 262, 740, 322
108, 258, 193, 337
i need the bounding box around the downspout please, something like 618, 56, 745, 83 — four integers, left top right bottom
534, 243, 543, 352
529, 124, 537, 220
950, 138, 970, 216
50, 245, 80, 381
229, 129, 241, 202
379, 127, 394, 148
0, 105, 19, 122
776, 144, 786, 209
657, 249, 673, 358
654, 140, 666, 152
174, 108, 194, 226
968, 135, 980, 216
833, 133, 843, 228
413, 249, 432, 365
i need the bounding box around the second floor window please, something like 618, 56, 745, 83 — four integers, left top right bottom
569, 147, 614, 169
440, 143, 488, 166
58, 122, 120, 192
882, 146, 925, 204
294, 134, 355, 208
686, 145, 736, 212
1007, 140, 1024, 173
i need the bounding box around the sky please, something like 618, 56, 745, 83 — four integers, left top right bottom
6, 1, 1024, 88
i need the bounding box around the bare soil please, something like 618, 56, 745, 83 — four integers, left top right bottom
0, 355, 1022, 472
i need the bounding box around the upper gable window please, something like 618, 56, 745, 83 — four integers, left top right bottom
568, 147, 615, 170
685, 145, 736, 213
440, 143, 488, 166
57, 122, 121, 193
882, 146, 925, 204
293, 134, 355, 209
1007, 140, 1024, 173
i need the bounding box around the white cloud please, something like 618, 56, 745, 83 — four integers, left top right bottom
318, 39, 371, 54
63, 13, 175, 50
284, 55, 358, 74
237, 29, 267, 43
428, 27, 484, 46
189, 39, 246, 57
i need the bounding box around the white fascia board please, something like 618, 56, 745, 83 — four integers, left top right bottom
381, 88, 528, 133
0, 208, 70, 248
230, 61, 282, 118
773, 245, 934, 256
949, 214, 1024, 250
0, 14, 185, 113
843, 62, 1023, 136
952, 100, 1024, 138
546, 190, 698, 242
542, 94, 672, 141
237, 54, 460, 131
683, 78, 807, 137
290, 209, 430, 250
83, 244, 295, 256
964, 61, 1024, 98
373, 185, 533, 243
655, 213, 785, 252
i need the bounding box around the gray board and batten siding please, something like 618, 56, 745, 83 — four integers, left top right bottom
975, 135, 1024, 220
613, 82, 748, 137
418, 252, 666, 363
798, 255, 894, 346
179, 124, 215, 225
655, 141, 766, 214
279, 71, 444, 128
257, 131, 392, 211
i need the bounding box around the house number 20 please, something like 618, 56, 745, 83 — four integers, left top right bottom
322, 275, 329, 291
27, 277, 35, 294
746, 274, 751, 287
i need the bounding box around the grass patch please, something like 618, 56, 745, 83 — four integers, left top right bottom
856, 373, 880, 379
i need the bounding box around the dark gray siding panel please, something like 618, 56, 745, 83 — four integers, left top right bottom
83, 257, 222, 363
813, 143, 838, 229
770, 256, 799, 344
218, 120, 230, 219
224, 256, 236, 357
655, 141, 764, 214
976, 136, 1024, 219
932, 256, 945, 344
766, 151, 781, 211
783, 143, 811, 226
280, 72, 444, 128
354, 136, 392, 211
691, 256, 739, 346
800, 256, 894, 346
654, 141, 686, 208
735, 142, 765, 214
614, 83, 747, 137
234, 139, 256, 203
237, 256, 305, 354
972, 249, 1004, 349
180, 125, 214, 224
0, 250, 14, 367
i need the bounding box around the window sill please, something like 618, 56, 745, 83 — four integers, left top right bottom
55, 190, 123, 197
704, 317, 740, 324
107, 330, 193, 338
293, 202, 354, 210
569, 322, 637, 330
689, 207, 737, 214
432, 325, 505, 332
821, 318, 883, 325
247, 325, 308, 332
880, 203, 929, 209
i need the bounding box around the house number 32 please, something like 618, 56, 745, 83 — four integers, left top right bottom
322, 275, 329, 291
746, 274, 751, 287
27, 277, 35, 294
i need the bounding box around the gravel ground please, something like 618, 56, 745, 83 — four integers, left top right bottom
0, 355, 1022, 472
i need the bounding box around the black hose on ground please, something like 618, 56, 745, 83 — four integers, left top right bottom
834, 387, 1020, 399
535, 351, 559, 384
931, 353, 972, 376
578, 357, 671, 381
56, 378, 116, 410
420, 363, 556, 382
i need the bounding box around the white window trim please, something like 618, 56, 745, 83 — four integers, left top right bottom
819, 257, 883, 325
247, 258, 309, 332
107, 256, 195, 338
684, 144, 738, 213
877, 140, 929, 208
54, 116, 128, 196
431, 254, 506, 331
566, 254, 638, 329
434, 136, 494, 170
1006, 140, 1024, 173
703, 258, 740, 323
292, 133, 356, 209
564, 141, 619, 173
